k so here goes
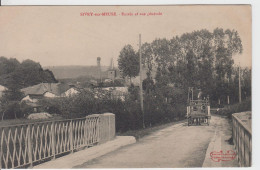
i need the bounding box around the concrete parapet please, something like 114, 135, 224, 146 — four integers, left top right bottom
99, 113, 116, 143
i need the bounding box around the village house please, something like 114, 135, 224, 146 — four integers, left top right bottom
21, 83, 80, 103
0, 85, 7, 98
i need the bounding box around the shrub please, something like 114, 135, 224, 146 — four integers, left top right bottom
1, 101, 23, 119
36, 87, 187, 133
216, 98, 251, 118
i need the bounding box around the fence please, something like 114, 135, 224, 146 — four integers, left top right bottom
232, 112, 252, 167
0, 113, 115, 169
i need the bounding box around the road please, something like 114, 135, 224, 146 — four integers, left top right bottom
76, 115, 238, 168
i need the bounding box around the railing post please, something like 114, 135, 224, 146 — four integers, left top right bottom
98, 114, 103, 144
27, 124, 33, 168
70, 120, 74, 153
97, 115, 100, 143
84, 117, 87, 145
51, 121, 56, 159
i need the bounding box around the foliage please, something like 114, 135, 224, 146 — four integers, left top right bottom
215, 98, 251, 118
136, 28, 249, 105
0, 57, 57, 120
118, 45, 139, 81
36, 87, 186, 132
101, 79, 125, 88
0, 57, 57, 89
0, 101, 24, 120
0, 88, 24, 120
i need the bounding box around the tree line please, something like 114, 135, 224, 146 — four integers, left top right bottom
118, 28, 251, 106
0, 57, 57, 90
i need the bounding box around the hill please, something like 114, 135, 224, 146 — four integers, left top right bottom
44, 65, 110, 79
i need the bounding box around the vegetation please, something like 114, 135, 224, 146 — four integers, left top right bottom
119, 28, 251, 106
35, 87, 186, 132
0, 57, 57, 120
118, 45, 140, 82
0, 57, 57, 89
215, 98, 251, 118
0, 28, 251, 132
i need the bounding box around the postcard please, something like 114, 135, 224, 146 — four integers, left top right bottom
0, 4, 252, 169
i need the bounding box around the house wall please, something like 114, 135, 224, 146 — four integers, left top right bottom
61, 88, 79, 97
0, 85, 7, 98
21, 95, 39, 103
44, 92, 58, 98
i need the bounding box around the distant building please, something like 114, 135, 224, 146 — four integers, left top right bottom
97, 57, 102, 83
0, 85, 7, 98
21, 83, 79, 103
106, 58, 123, 82
61, 86, 80, 97
107, 70, 116, 82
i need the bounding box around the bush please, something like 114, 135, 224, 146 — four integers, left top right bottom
216, 98, 251, 118
20, 102, 34, 116
36, 87, 187, 133
1, 101, 23, 119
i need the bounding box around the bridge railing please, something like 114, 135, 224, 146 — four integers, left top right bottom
0, 113, 115, 169
232, 112, 252, 167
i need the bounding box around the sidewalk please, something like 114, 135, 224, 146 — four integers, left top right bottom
202, 116, 239, 167
33, 136, 136, 169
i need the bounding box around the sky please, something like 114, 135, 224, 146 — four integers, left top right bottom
0, 5, 251, 67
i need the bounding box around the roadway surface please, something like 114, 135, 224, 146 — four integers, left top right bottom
76, 115, 238, 168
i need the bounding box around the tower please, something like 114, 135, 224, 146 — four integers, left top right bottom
97, 57, 102, 83
109, 58, 114, 70
108, 58, 116, 82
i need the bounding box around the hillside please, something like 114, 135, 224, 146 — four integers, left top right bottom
44, 65, 110, 79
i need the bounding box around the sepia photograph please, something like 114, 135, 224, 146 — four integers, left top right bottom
0, 4, 252, 169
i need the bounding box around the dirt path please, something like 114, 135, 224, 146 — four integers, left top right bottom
76, 115, 237, 168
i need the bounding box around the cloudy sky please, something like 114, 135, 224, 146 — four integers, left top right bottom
0, 5, 251, 67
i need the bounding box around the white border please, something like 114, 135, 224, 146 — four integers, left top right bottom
1, 1, 259, 170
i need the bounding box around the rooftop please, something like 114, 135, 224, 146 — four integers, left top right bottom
21, 83, 71, 96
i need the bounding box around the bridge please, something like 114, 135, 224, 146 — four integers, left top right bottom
0, 112, 251, 168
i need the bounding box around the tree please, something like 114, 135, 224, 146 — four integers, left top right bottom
142, 43, 155, 80
117, 28, 246, 106
0, 88, 24, 120
212, 28, 242, 104
118, 45, 139, 82
185, 50, 197, 88
0, 57, 57, 89
0, 56, 20, 76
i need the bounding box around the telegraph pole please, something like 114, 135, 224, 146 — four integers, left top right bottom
139, 34, 145, 128
239, 62, 242, 103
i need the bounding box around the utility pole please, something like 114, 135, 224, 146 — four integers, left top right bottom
191, 87, 194, 100
139, 34, 145, 128
239, 62, 242, 103
188, 87, 190, 103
